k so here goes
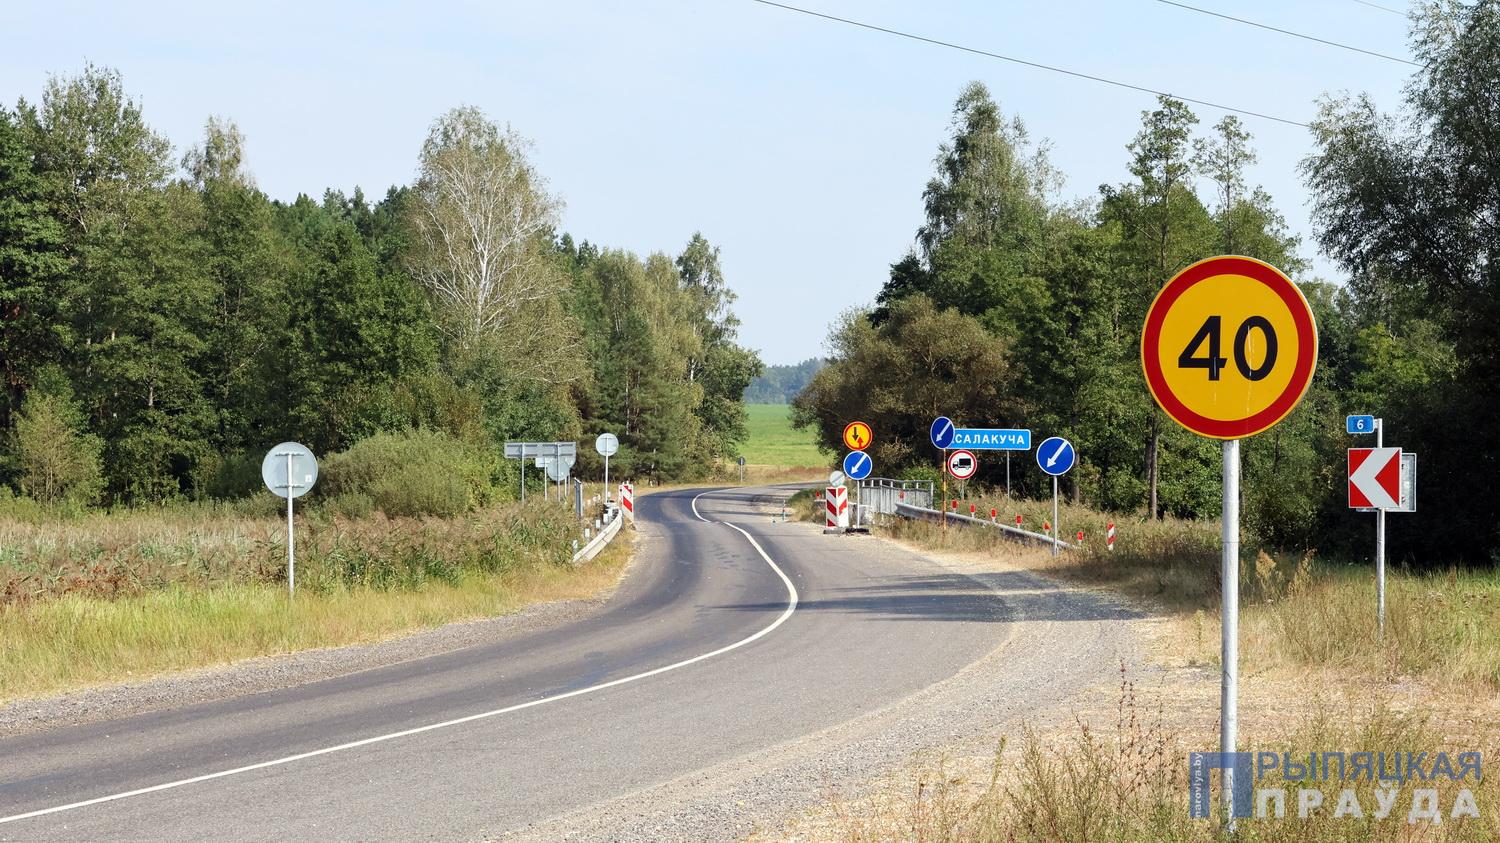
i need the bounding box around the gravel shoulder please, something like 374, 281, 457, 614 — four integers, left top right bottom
501, 500, 1151, 842
0, 542, 639, 739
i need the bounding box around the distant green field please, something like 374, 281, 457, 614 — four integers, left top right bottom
740, 404, 826, 467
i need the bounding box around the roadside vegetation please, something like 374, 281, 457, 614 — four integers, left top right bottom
0, 426, 634, 701
0, 496, 630, 700
824, 676, 1497, 842
882, 496, 1500, 693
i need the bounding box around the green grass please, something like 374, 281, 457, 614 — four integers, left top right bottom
740, 403, 826, 468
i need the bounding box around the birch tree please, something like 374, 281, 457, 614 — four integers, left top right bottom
408, 107, 577, 382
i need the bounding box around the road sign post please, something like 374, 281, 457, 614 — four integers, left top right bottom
1036, 437, 1075, 555
596, 433, 619, 504
262, 442, 318, 596
930, 417, 955, 528
1376, 419, 1385, 637
1142, 256, 1317, 828
1346, 418, 1414, 636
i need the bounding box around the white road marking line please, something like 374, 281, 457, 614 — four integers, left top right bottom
0, 489, 798, 826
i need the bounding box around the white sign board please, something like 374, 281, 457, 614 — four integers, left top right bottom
595, 432, 619, 457
261, 442, 318, 499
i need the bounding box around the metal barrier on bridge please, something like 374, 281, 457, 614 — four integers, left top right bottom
855, 478, 935, 524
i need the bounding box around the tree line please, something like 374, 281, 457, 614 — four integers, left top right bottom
794, 2, 1496, 565
745, 358, 826, 404
0, 65, 761, 508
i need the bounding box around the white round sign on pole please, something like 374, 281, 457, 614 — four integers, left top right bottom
596, 432, 619, 504
828, 470, 846, 487
595, 432, 619, 457
262, 441, 317, 597
262, 442, 318, 498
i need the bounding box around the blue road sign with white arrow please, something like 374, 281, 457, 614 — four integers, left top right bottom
930, 416, 955, 449
1346, 415, 1377, 434
1036, 437, 1076, 476
843, 450, 873, 480
950, 428, 1031, 450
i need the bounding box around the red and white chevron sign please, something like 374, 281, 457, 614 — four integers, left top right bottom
619, 482, 635, 521
1348, 448, 1401, 510
825, 485, 848, 529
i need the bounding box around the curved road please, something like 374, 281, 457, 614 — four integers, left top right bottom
0, 486, 1127, 841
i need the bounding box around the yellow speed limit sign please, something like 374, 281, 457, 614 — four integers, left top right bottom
1141, 256, 1317, 439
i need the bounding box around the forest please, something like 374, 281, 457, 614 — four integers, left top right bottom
744, 358, 825, 404
0, 66, 761, 514
793, 1, 1498, 565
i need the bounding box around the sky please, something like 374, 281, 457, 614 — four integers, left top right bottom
2, 0, 1416, 366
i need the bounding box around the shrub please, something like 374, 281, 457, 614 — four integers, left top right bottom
320, 429, 497, 518
7, 391, 104, 506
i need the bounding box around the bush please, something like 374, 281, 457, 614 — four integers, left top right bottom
320, 429, 497, 518
194, 449, 264, 500
7, 391, 104, 506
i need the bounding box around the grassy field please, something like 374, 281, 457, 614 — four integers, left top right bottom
0, 500, 630, 700
740, 403, 826, 468
879, 498, 1500, 691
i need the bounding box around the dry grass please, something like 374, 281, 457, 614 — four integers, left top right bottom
777, 498, 1500, 842
0, 502, 631, 701
877, 500, 1500, 694
818, 670, 1498, 842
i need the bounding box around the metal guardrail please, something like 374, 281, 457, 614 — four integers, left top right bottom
856, 478, 935, 516
572, 504, 624, 564
892, 501, 1076, 550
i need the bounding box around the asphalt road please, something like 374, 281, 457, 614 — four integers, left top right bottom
0, 485, 1105, 841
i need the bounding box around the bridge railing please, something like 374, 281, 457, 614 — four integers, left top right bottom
855, 478, 935, 521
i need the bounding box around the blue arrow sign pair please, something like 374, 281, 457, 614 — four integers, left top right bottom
929, 417, 1030, 450
1036, 436, 1076, 476
842, 450, 873, 480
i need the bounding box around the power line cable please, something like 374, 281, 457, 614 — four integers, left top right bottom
747, 0, 1310, 127
1348, 0, 1408, 17
1154, 0, 1418, 65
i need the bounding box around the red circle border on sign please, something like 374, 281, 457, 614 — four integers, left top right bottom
843, 421, 871, 451
1141, 256, 1318, 439
947, 449, 977, 479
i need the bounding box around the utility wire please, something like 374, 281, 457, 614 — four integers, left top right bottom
748, 0, 1310, 128
1349, 0, 1408, 17
1154, 0, 1419, 65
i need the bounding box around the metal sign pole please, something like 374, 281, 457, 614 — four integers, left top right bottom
285, 452, 295, 596
1221, 438, 1241, 827
604, 453, 610, 504
1006, 452, 1011, 497
1051, 475, 1059, 556
941, 449, 948, 529
1376, 418, 1386, 636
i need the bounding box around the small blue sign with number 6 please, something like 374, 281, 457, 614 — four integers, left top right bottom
1346, 415, 1376, 434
